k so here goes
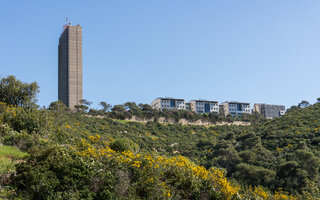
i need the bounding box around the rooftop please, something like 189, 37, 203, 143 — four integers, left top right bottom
189, 99, 218, 103
222, 101, 250, 105
156, 97, 185, 101
254, 103, 285, 107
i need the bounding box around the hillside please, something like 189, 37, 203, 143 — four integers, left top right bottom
0, 76, 319, 199
0, 102, 298, 200
56, 104, 320, 198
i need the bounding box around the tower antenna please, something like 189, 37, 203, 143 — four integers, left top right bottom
62, 17, 69, 33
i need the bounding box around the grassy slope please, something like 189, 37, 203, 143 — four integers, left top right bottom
0, 144, 28, 174
0, 144, 28, 199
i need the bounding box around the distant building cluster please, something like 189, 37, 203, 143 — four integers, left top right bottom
151, 97, 286, 119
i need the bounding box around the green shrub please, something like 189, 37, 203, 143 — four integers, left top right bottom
3, 130, 34, 151
110, 138, 139, 153
14, 146, 101, 200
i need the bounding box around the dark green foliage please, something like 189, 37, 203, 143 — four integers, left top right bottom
99, 101, 111, 112
236, 132, 261, 151
6, 107, 44, 133
295, 150, 320, 181
0, 75, 39, 108
112, 105, 126, 113
48, 100, 69, 112
233, 163, 276, 187
276, 161, 308, 192
210, 140, 241, 174
75, 104, 89, 113
238, 150, 256, 164
3, 129, 34, 151
14, 147, 99, 200
110, 138, 139, 153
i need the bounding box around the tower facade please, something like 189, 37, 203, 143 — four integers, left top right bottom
58, 24, 83, 108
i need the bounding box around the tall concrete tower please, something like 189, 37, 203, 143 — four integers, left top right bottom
58, 24, 83, 108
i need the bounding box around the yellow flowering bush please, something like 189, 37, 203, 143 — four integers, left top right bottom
71, 137, 240, 200
253, 186, 269, 200
274, 189, 297, 200
67, 135, 302, 200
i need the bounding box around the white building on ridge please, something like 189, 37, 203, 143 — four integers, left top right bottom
221, 101, 251, 116
151, 97, 185, 111
189, 100, 219, 114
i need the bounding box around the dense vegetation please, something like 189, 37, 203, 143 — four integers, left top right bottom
0, 75, 319, 199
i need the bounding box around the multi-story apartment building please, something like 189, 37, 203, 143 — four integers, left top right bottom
188, 100, 219, 114
221, 101, 251, 116
253, 103, 285, 119
151, 98, 186, 111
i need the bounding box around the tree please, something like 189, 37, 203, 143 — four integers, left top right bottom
0, 75, 39, 107
239, 150, 256, 164
74, 105, 89, 113
48, 100, 68, 112
48, 100, 69, 128
295, 150, 320, 181
79, 99, 92, 107
233, 163, 276, 187
237, 133, 262, 151
277, 161, 308, 192
298, 100, 310, 108
74, 99, 92, 113
210, 140, 241, 174
124, 102, 139, 112
111, 105, 126, 113
99, 101, 111, 112
138, 104, 157, 119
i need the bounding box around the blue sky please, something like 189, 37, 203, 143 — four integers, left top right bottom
1, 1, 320, 109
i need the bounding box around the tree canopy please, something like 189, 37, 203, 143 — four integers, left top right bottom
0, 75, 39, 108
